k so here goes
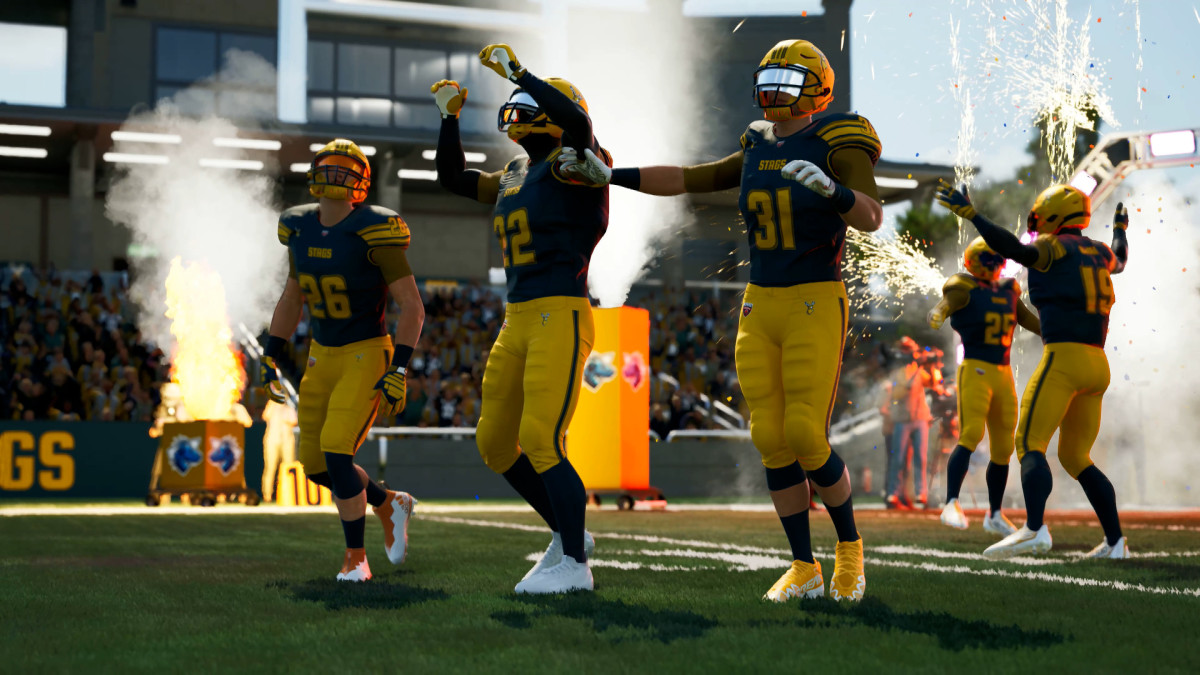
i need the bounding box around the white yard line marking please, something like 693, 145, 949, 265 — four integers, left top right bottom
865, 557, 1200, 598
428, 515, 1200, 597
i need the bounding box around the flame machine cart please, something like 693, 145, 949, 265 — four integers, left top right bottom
146, 421, 260, 506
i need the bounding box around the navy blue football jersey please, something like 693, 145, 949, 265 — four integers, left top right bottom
1027, 232, 1116, 347
492, 148, 610, 303
947, 274, 1022, 365
738, 113, 882, 286
277, 204, 410, 347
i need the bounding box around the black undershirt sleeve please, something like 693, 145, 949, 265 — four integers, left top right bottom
969, 213, 1040, 268
436, 116, 484, 201
514, 72, 593, 152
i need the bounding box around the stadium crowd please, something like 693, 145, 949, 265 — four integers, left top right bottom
3, 268, 921, 441
1, 266, 171, 423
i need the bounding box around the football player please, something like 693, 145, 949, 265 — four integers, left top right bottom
937, 182, 1130, 560
264, 139, 424, 581
928, 237, 1041, 535
430, 44, 609, 594
562, 39, 881, 602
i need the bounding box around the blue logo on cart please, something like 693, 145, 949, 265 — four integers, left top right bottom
208, 435, 243, 476
583, 352, 617, 393
167, 435, 203, 476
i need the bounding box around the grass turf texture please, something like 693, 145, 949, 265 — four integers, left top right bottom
2, 504, 1198, 673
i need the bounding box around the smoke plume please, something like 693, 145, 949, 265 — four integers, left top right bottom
104, 50, 287, 353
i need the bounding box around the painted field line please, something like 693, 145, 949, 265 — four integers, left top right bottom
430, 515, 1200, 597
523, 552, 717, 573
865, 557, 1200, 598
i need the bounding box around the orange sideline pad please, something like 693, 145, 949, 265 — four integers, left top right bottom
568, 306, 651, 492
155, 421, 247, 491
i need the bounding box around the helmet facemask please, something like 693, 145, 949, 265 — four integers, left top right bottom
308, 142, 370, 203
499, 90, 561, 142
754, 64, 828, 121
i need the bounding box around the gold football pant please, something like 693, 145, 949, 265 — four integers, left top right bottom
1016, 342, 1110, 478
735, 281, 848, 471
297, 336, 392, 475
476, 296, 594, 475
956, 359, 1018, 465
261, 429, 296, 501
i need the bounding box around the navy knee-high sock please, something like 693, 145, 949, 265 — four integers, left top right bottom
1020, 452, 1053, 531
341, 517, 366, 549
1077, 465, 1123, 545
765, 463, 813, 564
945, 445, 973, 501
540, 461, 587, 562
364, 478, 388, 508
502, 454, 559, 531
985, 462, 1009, 515
810, 452, 859, 543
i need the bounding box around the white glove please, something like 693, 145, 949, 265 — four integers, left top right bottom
558, 147, 612, 186
431, 79, 468, 119
781, 159, 836, 197
479, 44, 527, 82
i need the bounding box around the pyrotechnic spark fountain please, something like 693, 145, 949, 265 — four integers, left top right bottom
163, 257, 246, 420
984, 0, 1116, 181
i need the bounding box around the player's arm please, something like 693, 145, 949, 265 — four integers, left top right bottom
370, 240, 424, 417
782, 148, 882, 233
936, 181, 1041, 268
928, 277, 971, 330
1110, 202, 1129, 274
261, 242, 302, 404
599, 152, 743, 196
431, 79, 502, 204
1016, 298, 1041, 336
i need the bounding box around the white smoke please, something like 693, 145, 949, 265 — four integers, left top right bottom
565, 3, 710, 307
1092, 175, 1200, 507
104, 50, 287, 352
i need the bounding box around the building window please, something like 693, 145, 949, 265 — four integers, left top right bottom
154, 26, 276, 120
0, 22, 67, 107
306, 40, 504, 133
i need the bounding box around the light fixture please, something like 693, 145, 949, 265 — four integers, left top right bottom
309, 142, 376, 156
398, 169, 438, 181
289, 162, 310, 173
111, 130, 182, 144
421, 149, 486, 163
0, 124, 52, 137
103, 152, 168, 164
875, 176, 919, 189
199, 158, 264, 170
1069, 171, 1098, 197
213, 137, 282, 151
0, 146, 49, 158
1148, 130, 1196, 158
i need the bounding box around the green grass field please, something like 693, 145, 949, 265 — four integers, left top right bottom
2, 502, 1198, 673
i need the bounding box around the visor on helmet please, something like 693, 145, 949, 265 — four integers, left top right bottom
753, 65, 820, 108
978, 250, 1006, 270
498, 91, 541, 131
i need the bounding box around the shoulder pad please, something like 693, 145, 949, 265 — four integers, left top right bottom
814, 113, 882, 165
739, 120, 774, 151
357, 209, 411, 250
944, 273, 977, 293
278, 204, 317, 245
504, 156, 526, 173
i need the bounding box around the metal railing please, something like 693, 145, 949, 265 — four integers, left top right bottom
654, 372, 745, 430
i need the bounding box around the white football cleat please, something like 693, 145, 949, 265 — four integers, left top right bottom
1082, 536, 1129, 560
336, 548, 372, 582
520, 530, 595, 582
374, 491, 417, 565
515, 557, 593, 594
982, 510, 1018, 538
940, 499, 969, 530
983, 524, 1052, 560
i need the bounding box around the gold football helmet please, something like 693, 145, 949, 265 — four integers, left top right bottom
963, 237, 1005, 282
754, 39, 834, 121
1027, 184, 1090, 235
498, 78, 588, 142
308, 139, 371, 203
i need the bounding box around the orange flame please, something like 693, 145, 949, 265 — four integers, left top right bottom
164, 257, 245, 420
